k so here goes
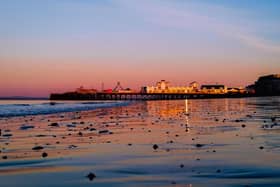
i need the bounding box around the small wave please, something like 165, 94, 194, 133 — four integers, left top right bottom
11, 104, 30, 106
0, 101, 131, 117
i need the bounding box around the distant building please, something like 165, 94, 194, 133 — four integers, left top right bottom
117, 88, 135, 93
76, 86, 97, 94
254, 74, 280, 95
189, 81, 199, 92
227, 87, 246, 94
142, 80, 199, 94
200, 85, 227, 94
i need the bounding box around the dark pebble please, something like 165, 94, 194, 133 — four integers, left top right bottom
99, 130, 109, 134
42, 152, 48, 158
32, 146, 44, 150
20, 125, 34, 130
241, 124, 246, 128
86, 172, 96, 181
2, 156, 7, 159
153, 144, 159, 150
259, 146, 264, 150
2, 134, 12, 137
49, 123, 59, 127
195, 144, 204, 148
67, 124, 76, 128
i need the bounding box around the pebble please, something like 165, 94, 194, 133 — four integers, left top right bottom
195, 144, 204, 148
153, 144, 159, 150
99, 130, 109, 134
86, 172, 96, 181
42, 152, 48, 158
49, 123, 59, 127
32, 146, 44, 150
78, 132, 83, 136
19, 125, 34, 130
2, 134, 13, 137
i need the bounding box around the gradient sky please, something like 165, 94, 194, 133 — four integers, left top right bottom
0, 0, 280, 97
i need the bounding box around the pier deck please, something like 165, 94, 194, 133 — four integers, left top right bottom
50, 92, 254, 100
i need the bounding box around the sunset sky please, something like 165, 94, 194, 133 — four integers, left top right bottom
0, 0, 280, 97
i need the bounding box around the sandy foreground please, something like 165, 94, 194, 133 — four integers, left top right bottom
0, 98, 280, 187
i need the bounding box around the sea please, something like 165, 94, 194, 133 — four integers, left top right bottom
0, 100, 131, 117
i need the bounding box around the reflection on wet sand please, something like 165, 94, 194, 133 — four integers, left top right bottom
0, 97, 280, 186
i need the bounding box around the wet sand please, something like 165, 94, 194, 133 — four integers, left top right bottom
0, 97, 280, 187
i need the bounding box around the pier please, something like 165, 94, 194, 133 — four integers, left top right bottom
50, 92, 253, 100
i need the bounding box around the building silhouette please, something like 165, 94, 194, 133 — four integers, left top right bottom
254, 74, 280, 96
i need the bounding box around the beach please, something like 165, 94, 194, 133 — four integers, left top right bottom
0, 97, 280, 187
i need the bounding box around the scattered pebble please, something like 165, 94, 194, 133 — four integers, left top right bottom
195, 144, 204, 148
153, 144, 159, 150
19, 125, 34, 130
32, 146, 44, 150
78, 132, 83, 136
2, 134, 13, 137
49, 123, 59, 127
42, 152, 48, 158
99, 130, 109, 134
86, 172, 96, 181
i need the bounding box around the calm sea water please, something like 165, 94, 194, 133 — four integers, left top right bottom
0, 100, 130, 117
0, 97, 280, 187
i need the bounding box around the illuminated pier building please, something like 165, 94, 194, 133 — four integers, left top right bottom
141, 80, 199, 94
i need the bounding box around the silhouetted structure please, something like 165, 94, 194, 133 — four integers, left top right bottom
52, 76, 280, 101
254, 74, 280, 96
113, 81, 124, 92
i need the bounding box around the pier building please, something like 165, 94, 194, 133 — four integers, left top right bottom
200, 85, 227, 94
141, 80, 199, 94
